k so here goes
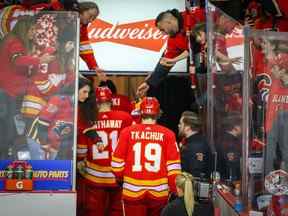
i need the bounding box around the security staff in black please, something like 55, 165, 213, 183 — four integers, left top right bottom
216, 114, 242, 181
178, 111, 212, 178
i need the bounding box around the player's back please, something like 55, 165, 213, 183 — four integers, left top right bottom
96, 110, 132, 157
123, 123, 174, 178
113, 123, 181, 200
111, 94, 132, 113
84, 110, 133, 187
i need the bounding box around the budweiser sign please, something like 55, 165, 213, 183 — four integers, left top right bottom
88, 19, 168, 52
225, 27, 244, 48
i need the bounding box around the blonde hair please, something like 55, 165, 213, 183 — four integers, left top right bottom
175, 172, 195, 216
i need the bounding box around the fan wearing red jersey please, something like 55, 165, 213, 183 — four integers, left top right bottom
78, 86, 133, 216
137, 7, 206, 97
27, 94, 74, 160
112, 97, 181, 216
264, 54, 288, 175
78, 1, 106, 80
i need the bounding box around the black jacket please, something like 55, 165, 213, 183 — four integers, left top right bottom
161, 197, 213, 216
216, 131, 241, 180
181, 132, 212, 178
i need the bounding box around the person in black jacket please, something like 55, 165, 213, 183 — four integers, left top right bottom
161, 172, 213, 216
178, 111, 212, 178
216, 113, 242, 181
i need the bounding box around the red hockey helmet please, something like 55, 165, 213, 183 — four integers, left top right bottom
95, 86, 112, 103
140, 97, 160, 116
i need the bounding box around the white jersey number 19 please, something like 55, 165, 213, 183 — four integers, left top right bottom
132, 142, 162, 173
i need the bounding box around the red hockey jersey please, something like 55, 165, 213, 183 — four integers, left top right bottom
111, 94, 132, 113
252, 47, 272, 102
34, 95, 74, 152
0, 36, 40, 97
21, 59, 67, 117
265, 78, 288, 132
164, 7, 205, 59
79, 110, 133, 187
77, 109, 94, 161
112, 123, 181, 201
80, 24, 98, 70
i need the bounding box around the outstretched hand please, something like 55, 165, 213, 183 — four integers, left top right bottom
160, 57, 176, 67
136, 82, 150, 98
95, 67, 107, 81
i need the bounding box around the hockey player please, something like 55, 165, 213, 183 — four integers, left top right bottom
111, 97, 181, 216
99, 79, 132, 114
78, 86, 133, 216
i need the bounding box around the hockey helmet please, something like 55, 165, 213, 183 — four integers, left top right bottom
95, 86, 112, 103
140, 97, 160, 116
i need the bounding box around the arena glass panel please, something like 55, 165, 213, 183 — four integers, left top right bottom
243, 28, 288, 214
207, 0, 245, 200
0, 9, 79, 191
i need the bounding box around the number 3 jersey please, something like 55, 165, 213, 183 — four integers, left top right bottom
79, 110, 133, 187
111, 124, 181, 201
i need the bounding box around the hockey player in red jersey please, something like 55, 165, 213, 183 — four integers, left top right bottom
111, 97, 181, 216
77, 86, 133, 216
99, 79, 132, 113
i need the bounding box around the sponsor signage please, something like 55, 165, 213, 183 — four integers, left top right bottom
79, 0, 186, 73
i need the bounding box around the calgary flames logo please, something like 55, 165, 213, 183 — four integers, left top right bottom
88, 19, 168, 52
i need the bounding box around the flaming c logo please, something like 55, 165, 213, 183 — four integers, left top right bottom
87, 19, 168, 52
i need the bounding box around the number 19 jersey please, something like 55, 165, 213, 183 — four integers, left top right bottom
112, 123, 181, 201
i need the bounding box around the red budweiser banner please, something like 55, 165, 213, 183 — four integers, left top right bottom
88, 19, 168, 52
79, 0, 186, 72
